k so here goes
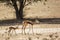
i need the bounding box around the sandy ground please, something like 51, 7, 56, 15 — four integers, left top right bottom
0, 30, 60, 40
0, 24, 60, 40
0, 33, 60, 40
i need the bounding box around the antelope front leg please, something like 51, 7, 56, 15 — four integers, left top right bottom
24, 28, 26, 35
22, 27, 23, 35
14, 30, 17, 35
22, 27, 26, 35
32, 25, 34, 35
8, 29, 12, 36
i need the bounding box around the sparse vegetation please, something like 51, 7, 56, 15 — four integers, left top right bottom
42, 38, 49, 40
29, 37, 31, 40
5, 37, 10, 40
49, 34, 53, 38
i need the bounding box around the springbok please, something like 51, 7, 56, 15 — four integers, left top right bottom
8, 24, 20, 35
22, 20, 34, 34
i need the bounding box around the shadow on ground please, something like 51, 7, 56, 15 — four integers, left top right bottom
0, 19, 22, 26
0, 18, 60, 26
